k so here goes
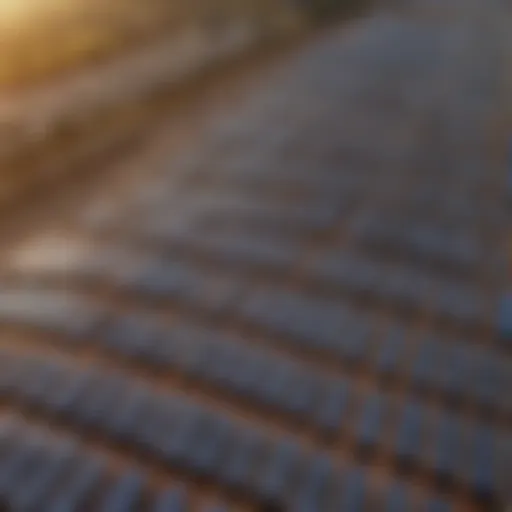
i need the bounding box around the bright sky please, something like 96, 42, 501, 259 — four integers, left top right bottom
0, 0, 72, 27
0, 0, 39, 22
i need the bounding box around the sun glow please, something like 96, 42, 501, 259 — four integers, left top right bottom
0, 0, 70, 27
0, 0, 39, 23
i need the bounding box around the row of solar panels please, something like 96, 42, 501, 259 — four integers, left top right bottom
0, 352, 469, 511
0, 287, 508, 503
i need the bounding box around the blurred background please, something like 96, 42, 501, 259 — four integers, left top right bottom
0, 0, 510, 511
